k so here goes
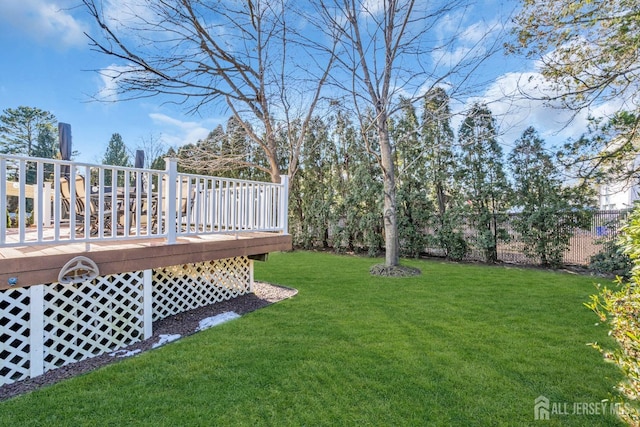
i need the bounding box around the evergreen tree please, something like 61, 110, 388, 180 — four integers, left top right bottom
330, 111, 357, 252
329, 111, 383, 255
391, 99, 432, 258
0, 106, 57, 156
31, 124, 58, 183
341, 112, 384, 255
421, 88, 467, 260
292, 117, 336, 249
102, 133, 131, 167
33, 124, 59, 160
509, 127, 592, 267
102, 133, 131, 186
457, 103, 511, 263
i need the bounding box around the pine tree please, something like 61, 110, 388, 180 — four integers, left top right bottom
31, 123, 59, 183
102, 133, 131, 186
457, 103, 511, 263
293, 117, 336, 249
0, 106, 57, 156
391, 99, 432, 258
509, 127, 592, 267
102, 133, 131, 167
330, 111, 383, 254
421, 88, 466, 260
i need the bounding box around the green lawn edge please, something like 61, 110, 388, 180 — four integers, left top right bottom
0, 251, 626, 426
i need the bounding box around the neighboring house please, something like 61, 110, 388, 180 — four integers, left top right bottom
599, 180, 639, 210
596, 136, 640, 210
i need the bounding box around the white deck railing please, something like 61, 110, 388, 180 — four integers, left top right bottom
0, 155, 289, 247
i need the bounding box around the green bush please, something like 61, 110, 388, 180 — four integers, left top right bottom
437, 226, 468, 261
586, 204, 640, 424
589, 238, 633, 278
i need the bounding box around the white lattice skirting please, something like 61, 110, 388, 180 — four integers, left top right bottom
0, 256, 252, 386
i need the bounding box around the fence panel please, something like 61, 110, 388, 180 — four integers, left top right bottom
451, 209, 632, 266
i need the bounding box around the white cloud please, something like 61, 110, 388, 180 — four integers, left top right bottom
432, 12, 504, 71
0, 0, 88, 48
361, 0, 384, 15
458, 70, 624, 151
96, 64, 136, 102
102, 0, 157, 32
149, 113, 215, 147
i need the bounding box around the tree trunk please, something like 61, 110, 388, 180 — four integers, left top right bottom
378, 120, 399, 267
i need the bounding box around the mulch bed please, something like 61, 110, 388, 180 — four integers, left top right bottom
0, 282, 296, 402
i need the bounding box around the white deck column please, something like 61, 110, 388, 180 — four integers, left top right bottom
29, 284, 45, 378
143, 269, 153, 339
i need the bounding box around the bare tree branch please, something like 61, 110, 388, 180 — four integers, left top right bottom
82, 0, 337, 183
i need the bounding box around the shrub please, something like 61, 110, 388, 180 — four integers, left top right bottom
437, 227, 468, 261
589, 238, 633, 278
586, 203, 640, 424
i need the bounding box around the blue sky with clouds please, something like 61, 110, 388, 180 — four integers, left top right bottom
0, 1, 614, 164
0, 0, 223, 163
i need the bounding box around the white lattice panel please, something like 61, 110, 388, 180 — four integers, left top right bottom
43, 272, 145, 371
2, 256, 253, 386
0, 288, 31, 385
153, 257, 251, 321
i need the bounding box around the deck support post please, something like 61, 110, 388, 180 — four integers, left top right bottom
29, 284, 45, 378
143, 269, 153, 339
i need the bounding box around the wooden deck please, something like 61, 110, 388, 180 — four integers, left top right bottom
0, 231, 292, 290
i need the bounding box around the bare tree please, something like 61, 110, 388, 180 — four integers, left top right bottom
82, 0, 337, 183
135, 132, 168, 169
318, 0, 504, 268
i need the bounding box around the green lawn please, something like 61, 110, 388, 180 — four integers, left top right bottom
0, 251, 626, 426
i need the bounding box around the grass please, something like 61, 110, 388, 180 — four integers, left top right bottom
0, 251, 626, 426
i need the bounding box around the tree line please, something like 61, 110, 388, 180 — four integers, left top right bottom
0, 95, 593, 267
175, 88, 594, 267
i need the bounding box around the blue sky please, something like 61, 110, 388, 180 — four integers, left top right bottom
0, 0, 224, 163
0, 1, 614, 164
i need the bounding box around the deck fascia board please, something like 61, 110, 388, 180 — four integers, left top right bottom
0, 233, 291, 290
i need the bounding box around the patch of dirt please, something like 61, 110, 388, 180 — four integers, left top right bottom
369, 264, 421, 277
0, 282, 297, 402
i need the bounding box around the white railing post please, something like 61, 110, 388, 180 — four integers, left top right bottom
18, 160, 26, 243
165, 158, 178, 244
35, 163, 44, 241
279, 175, 289, 235
0, 158, 6, 245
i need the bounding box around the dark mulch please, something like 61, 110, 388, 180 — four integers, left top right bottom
0, 282, 296, 402
370, 263, 421, 277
